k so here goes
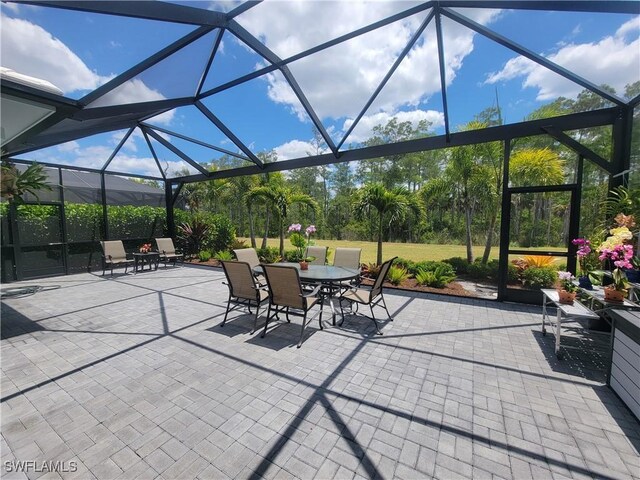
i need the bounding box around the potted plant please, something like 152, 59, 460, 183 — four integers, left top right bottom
626, 256, 640, 283
288, 223, 316, 270
572, 237, 593, 290
556, 271, 578, 304
597, 226, 634, 302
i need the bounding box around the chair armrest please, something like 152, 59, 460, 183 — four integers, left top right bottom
301, 284, 322, 298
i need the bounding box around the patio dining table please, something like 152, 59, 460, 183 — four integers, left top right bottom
254, 263, 360, 324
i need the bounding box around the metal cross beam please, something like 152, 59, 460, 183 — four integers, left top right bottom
437, 1, 639, 14
541, 126, 612, 173
441, 8, 627, 107
141, 124, 250, 161
101, 126, 134, 171
141, 128, 168, 180
16, 1, 227, 26
435, 9, 451, 141
338, 9, 437, 150
143, 126, 210, 176
194, 101, 264, 168
80, 26, 216, 106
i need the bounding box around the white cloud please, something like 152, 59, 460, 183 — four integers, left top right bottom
274, 139, 327, 160
238, 2, 500, 120
0, 13, 110, 94
2, 2, 20, 13
342, 109, 445, 144
486, 18, 640, 100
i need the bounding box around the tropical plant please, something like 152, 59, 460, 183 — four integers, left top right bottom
177, 217, 210, 256
557, 271, 578, 293
214, 250, 234, 261
522, 255, 556, 268
387, 266, 409, 285
199, 250, 212, 262
247, 185, 318, 256
362, 262, 381, 278
256, 246, 281, 264
415, 264, 456, 288
1, 161, 52, 204
353, 183, 408, 265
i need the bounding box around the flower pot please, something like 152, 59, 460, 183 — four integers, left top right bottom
557, 289, 576, 305
604, 286, 625, 303
578, 275, 593, 290
299, 261, 309, 270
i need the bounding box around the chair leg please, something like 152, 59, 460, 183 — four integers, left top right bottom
221, 295, 233, 327
252, 302, 260, 333
298, 312, 307, 348
318, 298, 324, 330
369, 305, 382, 335
381, 293, 392, 320
262, 304, 272, 338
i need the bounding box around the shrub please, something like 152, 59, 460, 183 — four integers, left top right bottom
411, 260, 455, 278
230, 238, 249, 250
507, 263, 519, 284
282, 250, 300, 262
387, 266, 409, 285
198, 250, 212, 262
443, 256, 470, 274
362, 262, 381, 278
214, 250, 233, 261
415, 264, 456, 288
394, 258, 416, 273
256, 247, 280, 264
521, 266, 557, 289
207, 213, 236, 253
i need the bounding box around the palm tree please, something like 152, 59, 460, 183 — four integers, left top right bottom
354, 183, 408, 265
247, 185, 318, 256
1, 161, 51, 204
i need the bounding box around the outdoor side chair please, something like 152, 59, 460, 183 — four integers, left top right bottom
261, 264, 324, 348
233, 247, 266, 286
305, 246, 328, 265
339, 256, 397, 335
220, 260, 269, 333
100, 240, 134, 276
332, 247, 363, 292
155, 237, 184, 267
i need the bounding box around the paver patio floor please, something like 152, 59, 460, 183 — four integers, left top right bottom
1, 265, 639, 479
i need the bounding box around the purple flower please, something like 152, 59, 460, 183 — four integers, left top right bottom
305, 225, 316, 236
558, 271, 573, 281
288, 223, 302, 233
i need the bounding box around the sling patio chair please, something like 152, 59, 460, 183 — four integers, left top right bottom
100, 240, 134, 276
261, 264, 324, 348
220, 260, 269, 333
332, 247, 363, 292
339, 256, 397, 335
155, 237, 184, 267
233, 247, 266, 286
305, 246, 328, 265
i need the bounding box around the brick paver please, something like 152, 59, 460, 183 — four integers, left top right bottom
1, 266, 638, 479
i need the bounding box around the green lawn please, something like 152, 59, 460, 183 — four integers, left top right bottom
239, 238, 501, 264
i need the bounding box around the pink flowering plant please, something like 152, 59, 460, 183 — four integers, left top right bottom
598, 228, 634, 292
557, 271, 578, 293
288, 223, 316, 262
571, 238, 592, 276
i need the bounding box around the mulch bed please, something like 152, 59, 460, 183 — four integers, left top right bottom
188, 259, 480, 298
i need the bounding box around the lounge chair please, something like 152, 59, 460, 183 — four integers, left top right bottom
100, 240, 134, 275
339, 257, 396, 335
233, 248, 266, 286
261, 264, 323, 348
155, 238, 184, 266
220, 260, 269, 333
305, 246, 328, 265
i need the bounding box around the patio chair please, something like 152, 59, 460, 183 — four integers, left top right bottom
305, 246, 328, 265
339, 256, 397, 335
155, 237, 184, 267
261, 264, 324, 348
220, 260, 269, 333
100, 240, 134, 276
233, 247, 266, 286
332, 247, 363, 290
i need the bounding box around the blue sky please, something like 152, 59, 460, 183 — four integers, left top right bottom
1, 1, 638, 177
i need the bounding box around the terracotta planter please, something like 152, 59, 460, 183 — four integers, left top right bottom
299, 261, 309, 270
604, 286, 625, 303
557, 289, 576, 305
